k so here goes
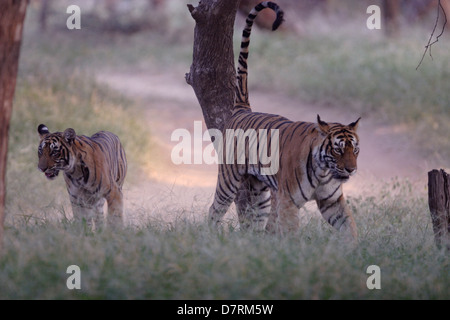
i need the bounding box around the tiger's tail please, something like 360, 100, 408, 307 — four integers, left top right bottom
234, 1, 284, 110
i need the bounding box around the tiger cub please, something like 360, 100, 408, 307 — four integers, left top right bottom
37, 124, 127, 228
208, 1, 360, 240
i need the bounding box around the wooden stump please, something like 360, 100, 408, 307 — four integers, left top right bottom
428, 169, 450, 251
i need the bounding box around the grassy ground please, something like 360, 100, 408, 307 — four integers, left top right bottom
1, 4, 449, 299
1, 181, 448, 299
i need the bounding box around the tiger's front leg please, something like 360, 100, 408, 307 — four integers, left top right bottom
315, 185, 358, 241
71, 201, 96, 228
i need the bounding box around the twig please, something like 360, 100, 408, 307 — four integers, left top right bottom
416, 0, 447, 70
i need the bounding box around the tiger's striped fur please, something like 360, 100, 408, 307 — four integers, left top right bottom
37, 124, 127, 228
235, 1, 284, 109
208, 1, 360, 240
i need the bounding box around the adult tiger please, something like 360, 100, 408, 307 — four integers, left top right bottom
208, 1, 360, 240
37, 124, 127, 228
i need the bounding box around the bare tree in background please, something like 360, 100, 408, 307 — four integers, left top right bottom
39, 0, 50, 31
0, 0, 28, 249
383, 0, 401, 36
38, 0, 166, 33
383, 0, 450, 36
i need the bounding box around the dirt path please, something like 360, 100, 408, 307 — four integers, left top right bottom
98, 70, 438, 221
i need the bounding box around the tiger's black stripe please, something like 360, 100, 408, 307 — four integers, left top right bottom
235, 1, 284, 109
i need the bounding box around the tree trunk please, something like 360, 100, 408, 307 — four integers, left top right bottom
428, 169, 450, 251
39, 0, 50, 31
0, 0, 28, 249
186, 0, 262, 226
185, 0, 239, 132
383, 0, 401, 37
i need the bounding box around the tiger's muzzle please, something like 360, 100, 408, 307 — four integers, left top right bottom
38, 164, 60, 180
333, 166, 357, 181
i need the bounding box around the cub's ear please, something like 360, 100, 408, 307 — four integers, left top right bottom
38, 124, 50, 138
64, 128, 76, 144
317, 114, 330, 134
348, 117, 361, 131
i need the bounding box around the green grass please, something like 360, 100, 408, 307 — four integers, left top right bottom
1, 181, 448, 299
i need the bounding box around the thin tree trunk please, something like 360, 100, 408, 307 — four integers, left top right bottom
39, 0, 50, 31
185, 0, 239, 132
428, 169, 450, 251
0, 0, 28, 249
383, 0, 401, 37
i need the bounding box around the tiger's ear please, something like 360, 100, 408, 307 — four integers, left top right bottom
64, 128, 76, 144
38, 124, 50, 138
348, 117, 361, 131
317, 114, 330, 134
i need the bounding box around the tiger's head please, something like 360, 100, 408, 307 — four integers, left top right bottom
37, 124, 76, 180
316, 115, 361, 182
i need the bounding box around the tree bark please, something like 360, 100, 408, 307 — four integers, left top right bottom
428, 169, 450, 251
185, 0, 239, 132
383, 0, 401, 37
0, 0, 28, 249
39, 0, 50, 31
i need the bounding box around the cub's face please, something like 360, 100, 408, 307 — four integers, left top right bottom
37, 124, 75, 180
317, 115, 360, 182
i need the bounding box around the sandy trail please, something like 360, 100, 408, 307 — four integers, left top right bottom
98, 70, 439, 221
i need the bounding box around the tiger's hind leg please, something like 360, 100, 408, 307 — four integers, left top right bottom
106, 185, 124, 228
265, 190, 278, 234
70, 197, 105, 231
208, 165, 242, 228
235, 175, 271, 232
